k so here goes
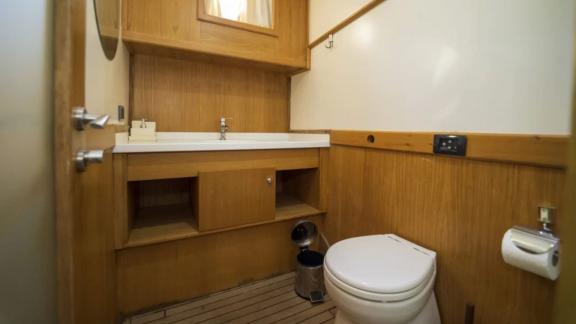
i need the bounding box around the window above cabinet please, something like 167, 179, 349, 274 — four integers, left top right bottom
199, 0, 278, 36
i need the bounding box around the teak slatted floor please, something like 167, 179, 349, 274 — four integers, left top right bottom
124, 272, 336, 324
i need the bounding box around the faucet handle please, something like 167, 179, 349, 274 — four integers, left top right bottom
220, 117, 233, 127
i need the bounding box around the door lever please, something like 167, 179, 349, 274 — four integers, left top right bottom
73, 107, 110, 130
75, 150, 104, 172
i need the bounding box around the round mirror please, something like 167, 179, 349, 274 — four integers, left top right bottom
94, 0, 119, 60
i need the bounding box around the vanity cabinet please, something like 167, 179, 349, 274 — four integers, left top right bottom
114, 147, 328, 313
122, 0, 310, 72
113, 148, 328, 249
198, 168, 276, 231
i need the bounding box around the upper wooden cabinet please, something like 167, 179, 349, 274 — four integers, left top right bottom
122, 0, 310, 72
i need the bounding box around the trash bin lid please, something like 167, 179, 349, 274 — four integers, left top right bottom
291, 220, 317, 248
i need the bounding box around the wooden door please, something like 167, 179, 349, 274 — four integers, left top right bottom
198, 168, 276, 231
554, 43, 576, 323
54, 1, 117, 323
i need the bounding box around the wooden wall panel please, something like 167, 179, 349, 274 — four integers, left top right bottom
117, 215, 323, 314
331, 130, 569, 168
326, 145, 565, 324
131, 55, 290, 132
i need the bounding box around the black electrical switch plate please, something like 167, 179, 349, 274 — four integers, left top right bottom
433, 134, 467, 156
117, 105, 125, 121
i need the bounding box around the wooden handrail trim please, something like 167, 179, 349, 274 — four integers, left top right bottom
309, 0, 386, 48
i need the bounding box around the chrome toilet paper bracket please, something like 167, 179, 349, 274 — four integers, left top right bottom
509, 206, 559, 255
509, 226, 559, 255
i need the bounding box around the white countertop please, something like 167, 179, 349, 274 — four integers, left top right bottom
113, 132, 330, 153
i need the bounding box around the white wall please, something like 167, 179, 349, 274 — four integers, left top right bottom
309, 0, 370, 42
0, 1, 56, 324
293, 0, 574, 134
86, 0, 130, 123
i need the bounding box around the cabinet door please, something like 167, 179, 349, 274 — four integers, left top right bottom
198, 168, 275, 231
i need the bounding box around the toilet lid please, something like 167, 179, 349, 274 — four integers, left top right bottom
324, 234, 436, 294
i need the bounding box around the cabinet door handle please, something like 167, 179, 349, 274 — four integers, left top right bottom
266, 176, 273, 185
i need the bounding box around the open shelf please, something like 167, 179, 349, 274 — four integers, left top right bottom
124, 177, 198, 248
128, 203, 198, 247
275, 194, 323, 220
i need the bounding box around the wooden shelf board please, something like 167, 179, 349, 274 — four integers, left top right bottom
123, 33, 308, 74
275, 194, 323, 220
123, 196, 324, 249
127, 204, 198, 247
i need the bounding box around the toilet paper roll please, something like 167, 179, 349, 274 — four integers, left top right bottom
501, 228, 560, 280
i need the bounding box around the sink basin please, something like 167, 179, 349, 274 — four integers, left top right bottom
113, 132, 330, 153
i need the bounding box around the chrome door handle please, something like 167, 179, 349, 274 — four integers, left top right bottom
75, 150, 104, 172
72, 107, 110, 130
266, 176, 273, 185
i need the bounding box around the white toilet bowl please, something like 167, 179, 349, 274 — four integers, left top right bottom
324, 234, 441, 324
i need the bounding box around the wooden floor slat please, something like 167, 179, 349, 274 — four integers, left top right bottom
175, 285, 296, 324
126, 272, 336, 324
299, 310, 335, 324
198, 290, 300, 323
228, 295, 306, 324
166, 273, 296, 316
161, 283, 295, 324
273, 301, 335, 324
251, 301, 318, 324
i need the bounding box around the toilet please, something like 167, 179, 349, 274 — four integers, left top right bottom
324, 234, 441, 324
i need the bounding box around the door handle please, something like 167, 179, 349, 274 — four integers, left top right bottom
72, 107, 110, 130
75, 150, 104, 172
266, 176, 273, 185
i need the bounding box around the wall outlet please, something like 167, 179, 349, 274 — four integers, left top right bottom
433, 134, 467, 156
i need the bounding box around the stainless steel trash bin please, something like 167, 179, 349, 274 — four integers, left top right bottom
291, 220, 325, 300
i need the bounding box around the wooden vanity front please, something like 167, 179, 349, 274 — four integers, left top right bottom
114, 148, 326, 248
113, 148, 328, 314
198, 168, 276, 231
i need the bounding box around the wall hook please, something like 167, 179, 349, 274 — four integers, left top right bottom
325, 34, 334, 49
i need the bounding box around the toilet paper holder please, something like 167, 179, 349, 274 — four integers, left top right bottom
509, 206, 559, 255
501, 207, 561, 280
509, 226, 559, 256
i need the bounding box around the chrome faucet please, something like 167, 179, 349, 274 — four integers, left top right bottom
219, 117, 229, 140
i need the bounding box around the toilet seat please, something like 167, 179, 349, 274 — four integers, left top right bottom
324, 234, 436, 302
325, 264, 435, 302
